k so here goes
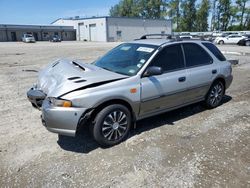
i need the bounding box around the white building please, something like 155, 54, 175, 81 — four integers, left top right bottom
51, 16, 172, 42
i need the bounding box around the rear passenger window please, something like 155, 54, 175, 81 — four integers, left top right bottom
202, 42, 226, 61
183, 43, 213, 67
150, 44, 184, 72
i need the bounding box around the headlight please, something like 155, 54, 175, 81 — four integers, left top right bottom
49, 98, 72, 107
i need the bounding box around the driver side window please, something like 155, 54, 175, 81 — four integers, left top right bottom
150, 44, 185, 73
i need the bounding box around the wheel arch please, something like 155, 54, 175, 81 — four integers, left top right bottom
76, 98, 138, 133
207, 76, 226, 96
213, 77, 226, 88
91, 99, 137, 123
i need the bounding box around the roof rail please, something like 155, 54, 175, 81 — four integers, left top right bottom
140, 34, 173, 39
136, 34, 210, 42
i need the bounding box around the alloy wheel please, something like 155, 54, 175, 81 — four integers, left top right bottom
209, 83, 224, 107
101, 110, 128, 141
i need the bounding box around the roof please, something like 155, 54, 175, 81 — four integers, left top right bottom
51, 16, 171, 24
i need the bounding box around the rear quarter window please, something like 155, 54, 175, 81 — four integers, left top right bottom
202, 42, 226, 61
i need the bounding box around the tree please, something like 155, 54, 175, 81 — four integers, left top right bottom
109, 0, 140, 17
244, 7, 250, 29
228, 5, 239, 28
138, 0, 167, 19
109, 0, 167, 19
167, 0, 181, 31
217, 0, 231, 31
236, 0, 248, 29
179, 0, 197, 31
211, 0, 218, 31
196, 0, 210, 31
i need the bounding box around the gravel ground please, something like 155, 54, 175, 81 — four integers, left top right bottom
0, 42, 249, 187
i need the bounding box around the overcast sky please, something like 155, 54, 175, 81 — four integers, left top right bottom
0, 0, 119, 25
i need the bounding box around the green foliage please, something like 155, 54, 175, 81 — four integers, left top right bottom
167, 0, 181, 30
109, 0, 140, 17
196, 0, 210, 31
179, 0, 196, 32
109, 0, 166, 19
109, 0, 250, 32
236, 0, 248, 28
218, 0, 231, 31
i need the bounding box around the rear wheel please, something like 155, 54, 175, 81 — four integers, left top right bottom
245, 41, 250, 46
218, 40, 224, 45
92, 104, 132, 146
205, 81, 225, 109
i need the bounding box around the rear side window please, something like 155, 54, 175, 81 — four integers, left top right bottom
183, 43, 213, 67
202, 42, 226, 61
150, 44, 184, 72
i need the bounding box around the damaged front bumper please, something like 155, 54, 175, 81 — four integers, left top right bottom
41, 99, 87, 137
27, 87, 46, 110
27, 88, 88, 137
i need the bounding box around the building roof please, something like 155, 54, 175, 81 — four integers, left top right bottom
0, 24, 75, 30
51, 16, 171, 24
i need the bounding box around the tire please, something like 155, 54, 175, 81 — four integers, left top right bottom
205, 81, 225, 109
218, 40, 224, 45
245, 41, 250, 46
92, 104, 132, 147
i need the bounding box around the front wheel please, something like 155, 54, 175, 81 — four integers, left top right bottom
205, 81, 225, 109
92, 104, 132, 146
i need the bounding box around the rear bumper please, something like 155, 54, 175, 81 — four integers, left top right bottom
41, 99, 87, 137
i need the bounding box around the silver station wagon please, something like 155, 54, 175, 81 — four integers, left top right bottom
27, 35, 233, 146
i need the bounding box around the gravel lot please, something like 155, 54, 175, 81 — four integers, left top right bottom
0, 41, 249, 187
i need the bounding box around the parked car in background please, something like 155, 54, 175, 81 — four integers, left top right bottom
215, 34, 247, 45
22, 34, 35, 43
179, 35, 193, 40
49, 35, 61, 42
237, 35, 250, 46
27, 35, 233, 146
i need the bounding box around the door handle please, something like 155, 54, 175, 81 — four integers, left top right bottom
212, 69, 217, 74
178, 76, 186, 82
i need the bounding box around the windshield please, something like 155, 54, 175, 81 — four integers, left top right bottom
25, 34, 33, 38
94, 43, 158, 76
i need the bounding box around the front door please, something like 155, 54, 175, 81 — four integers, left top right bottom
140, 44, 187, 116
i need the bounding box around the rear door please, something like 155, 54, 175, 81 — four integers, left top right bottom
226, 35, 240, 44
140, 44, 187, 116
182, 43, 216, 102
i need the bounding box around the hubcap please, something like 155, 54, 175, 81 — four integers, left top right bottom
102, 110, 128, 141
209, 83, 223, 106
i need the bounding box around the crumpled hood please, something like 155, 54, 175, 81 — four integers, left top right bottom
37, 59, 128, 97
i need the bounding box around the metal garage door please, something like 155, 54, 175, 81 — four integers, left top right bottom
78, 23, 85, 41
89, 24, 97, 41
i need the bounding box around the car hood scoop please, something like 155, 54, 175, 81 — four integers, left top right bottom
37, 59, 128, 97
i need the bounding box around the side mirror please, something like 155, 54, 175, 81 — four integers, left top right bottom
144, 66, 163, 77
